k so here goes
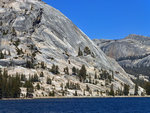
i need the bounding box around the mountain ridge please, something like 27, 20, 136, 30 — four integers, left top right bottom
93, 34, 150, 78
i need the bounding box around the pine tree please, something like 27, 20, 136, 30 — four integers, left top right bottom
50, 64, 59, 74
0, 69, 21, 98
21, 74, 26, 81
78, 47, 83, 56
47, 77, 52, 84
74, 90, 78, 96
134, 83, 138, 95
72, 67, 77, 75
40, 72, 44, 77
94, 72, 97, 79
64, 67, 69, 75
144, 82, 150, 95
109, 84, 114, 96
123, 84, 130, 96
41, 61, 46, 69
79, 65, 87, 82
0, 51, 4, 59
0, 72, 2, 99
31, 74, 39, 82
24, 80, 34, 97
84, 46, 91, 55
86, 85, 90, 91
49, 90, 55, 96
36, 83, 40, 90
26, 60, 34, 69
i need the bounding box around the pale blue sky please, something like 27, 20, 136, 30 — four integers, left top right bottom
43, 0, 150, 39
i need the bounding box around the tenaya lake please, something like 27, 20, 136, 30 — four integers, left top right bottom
0, 97, 150, 113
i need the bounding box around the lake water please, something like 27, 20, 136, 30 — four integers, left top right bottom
0, 97, 150, 113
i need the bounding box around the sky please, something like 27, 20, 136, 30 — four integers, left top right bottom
43, 0, 150, 40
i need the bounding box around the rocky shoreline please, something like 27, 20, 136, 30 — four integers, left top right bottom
1, 95, 150, 101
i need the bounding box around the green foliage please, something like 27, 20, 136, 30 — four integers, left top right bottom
86, 85, 90, 91
26, 60, 34, 69
41, 61, 46, 69
36, 83, 40, 90
13, 39, 20, 47
79, 65, 87, 82
65, 81, 81, 90
84, 46, 91, 55
64, 67, 69, 75
74, 90, 78, 96
144, 82, 150, 95
0, 51, 4, 59
62, 90, 65, 96
72, 67, 77, 75
16, 48, 24, 55
30, 74, 39, 82
2, 30, 8, 35
115, 88, 123, 96
100, 70, 113, 83
123, 84, 130, 96
109, 84, 114, 96
49, 90, 55, 96
47, 77, 52, 84
11, 27, 16, 36
94, 72, 97, 79
24, 80, 34, 97
50, 64, 59, 74
78, 47, 83, 56
134, 83, 138, 95
40, 72, 44, 77
0, 69, 21, 98
21, 74, 26, 81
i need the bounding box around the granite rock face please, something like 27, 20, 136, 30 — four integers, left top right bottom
0, 0, 137, 97
93, 34, 150, 78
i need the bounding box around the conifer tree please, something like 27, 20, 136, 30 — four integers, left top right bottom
26, 60, 34, 69
0, 51, 4, 59
109, 84, 115, 96
144, 82, 150, 95
41, 61, 46, 69
94, 72, 97, 79
50, 64, 59, 74
72, 67, 77, 75
84, 46, 91, 55
0, 69, 21, 98
79, 65, 87, 82
47, 77, 52, 84
123, 84, 130, 96
78, 47, 83, 56
74, 90, 78, 96
36, 83, 40, 90
134, 83, 138, 95
24, 80, 34, 97
40, 72, 44, 77
64, 67, 69, 75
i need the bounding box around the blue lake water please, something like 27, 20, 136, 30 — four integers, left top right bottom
0, 97, 150, 113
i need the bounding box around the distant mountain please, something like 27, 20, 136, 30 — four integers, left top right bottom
93, 34, 150, 78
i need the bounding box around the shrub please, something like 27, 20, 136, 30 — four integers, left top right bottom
36, 83, 40, 90
84, 46, 91, 55
78, 47, 83, 56
72, 67, 77, 75
123, 84, 130, 96
26, 60, 34, 69
40, 72, 44, 77
79, 65, 87, 82
47, 77, 52, 84
64, 67, 69, 75
50, 64, 59, 74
